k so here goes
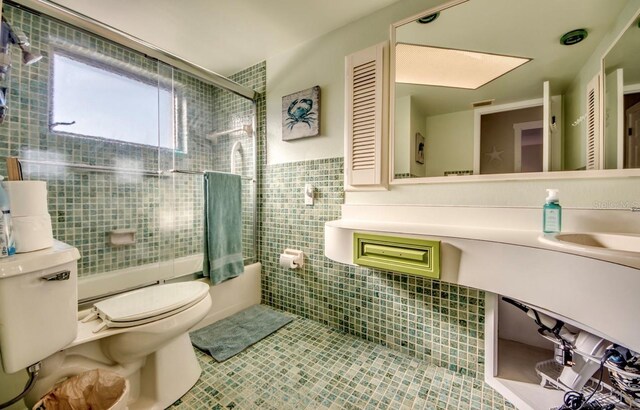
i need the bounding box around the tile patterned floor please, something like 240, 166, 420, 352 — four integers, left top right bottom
171, 312, 514, 409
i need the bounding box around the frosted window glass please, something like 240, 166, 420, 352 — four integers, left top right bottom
51, 53, 174, 149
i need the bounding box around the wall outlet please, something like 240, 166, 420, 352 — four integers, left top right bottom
305, 184, 314, 206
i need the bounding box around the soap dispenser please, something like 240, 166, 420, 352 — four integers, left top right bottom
543, 189, 562, 233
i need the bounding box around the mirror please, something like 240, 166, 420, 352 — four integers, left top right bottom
603, 9, 640, 169
391, 0, 633, 181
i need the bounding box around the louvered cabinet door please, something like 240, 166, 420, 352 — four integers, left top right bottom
344, 42, 388, 190
585, 74, 600, 170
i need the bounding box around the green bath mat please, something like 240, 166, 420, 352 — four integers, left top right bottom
190, 305, 293, 362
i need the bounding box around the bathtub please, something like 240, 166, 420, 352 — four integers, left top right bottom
192, 262, 262, 329
78, 254, 262, 327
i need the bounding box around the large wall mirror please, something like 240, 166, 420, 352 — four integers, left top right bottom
390, 0, 640, 183
603, 8, 640, 170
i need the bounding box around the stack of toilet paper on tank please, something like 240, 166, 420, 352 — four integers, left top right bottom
4, 181, 53, 252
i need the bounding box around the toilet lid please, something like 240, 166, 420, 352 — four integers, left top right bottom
93, 282, 209, 323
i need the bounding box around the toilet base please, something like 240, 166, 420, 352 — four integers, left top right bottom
26, 333, 202, 409
135, 333, 202, 409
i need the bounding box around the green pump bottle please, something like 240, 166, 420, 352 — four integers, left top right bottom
543, 189, 562, 233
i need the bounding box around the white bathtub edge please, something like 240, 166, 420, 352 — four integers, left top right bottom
192, 262, 262, 330
78, 253, 205, 301
76, 256, 261, 330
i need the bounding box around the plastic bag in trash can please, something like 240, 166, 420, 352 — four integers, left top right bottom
34, 369, 126, 410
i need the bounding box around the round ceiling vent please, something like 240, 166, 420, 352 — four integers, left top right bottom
417, 12, 439, 24
560, 29, 588, 46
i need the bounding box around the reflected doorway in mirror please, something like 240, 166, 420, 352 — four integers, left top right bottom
476, 101, 543, 175
416, 132, 425, 164
513, 121, 543, 173
626, 99, 640, 168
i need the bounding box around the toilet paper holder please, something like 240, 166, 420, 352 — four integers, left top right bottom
280, 249, 304, 269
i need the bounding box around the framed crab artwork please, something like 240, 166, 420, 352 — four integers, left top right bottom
281, 85, 320, 141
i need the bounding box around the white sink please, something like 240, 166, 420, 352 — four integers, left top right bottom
539, 232, 640, 257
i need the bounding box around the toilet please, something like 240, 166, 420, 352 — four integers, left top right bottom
0, 241, 212, 409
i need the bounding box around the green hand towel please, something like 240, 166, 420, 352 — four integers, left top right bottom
203, 172, 244, 284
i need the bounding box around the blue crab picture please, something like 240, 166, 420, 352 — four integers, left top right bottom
282, 85, 320, 141
285, 98, 316, 130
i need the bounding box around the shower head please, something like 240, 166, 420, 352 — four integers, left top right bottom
0, 16, 42, 77
0, 16, 42, 124
13, 30, 42, 65
21, 49, 42, 65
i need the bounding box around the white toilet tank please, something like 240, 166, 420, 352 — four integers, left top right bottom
0, 241, 80, 373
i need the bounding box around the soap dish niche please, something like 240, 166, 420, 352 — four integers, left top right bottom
109, 229, 136, 246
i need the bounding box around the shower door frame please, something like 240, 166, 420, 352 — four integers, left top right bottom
5, 0, 257, 101
2, 0, 260, 270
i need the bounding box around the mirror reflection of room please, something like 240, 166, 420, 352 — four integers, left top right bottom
393, 0, 632, 179
604, 13, 640, 170
480, 107, 543, 174
625, 94, 640, 168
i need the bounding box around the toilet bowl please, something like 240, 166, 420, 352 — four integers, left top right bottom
27, 281, 212, 410
0, 242, 212, 410
82, 281, 211, 363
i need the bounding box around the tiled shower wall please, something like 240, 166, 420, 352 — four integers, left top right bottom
211, 62, 266, 261
259, 159, 486, 378
0, 4, 257, 277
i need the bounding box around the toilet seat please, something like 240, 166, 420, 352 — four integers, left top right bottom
83, 282, 209, 333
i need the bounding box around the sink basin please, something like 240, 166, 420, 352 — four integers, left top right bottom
539, 232, 640, 256
553, 233, 640, 252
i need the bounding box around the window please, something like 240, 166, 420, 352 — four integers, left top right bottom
51, 49, 179, 150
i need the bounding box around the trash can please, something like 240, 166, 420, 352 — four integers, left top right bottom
32, 369, 129, 410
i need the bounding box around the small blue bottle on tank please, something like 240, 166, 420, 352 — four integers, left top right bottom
0, 176, 15, 257
543, 189, 562, 233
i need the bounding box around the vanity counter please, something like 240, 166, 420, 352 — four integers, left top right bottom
325, 204, 640, 353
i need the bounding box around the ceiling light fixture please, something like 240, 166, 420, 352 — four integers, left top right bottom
560, 29, 588, 46
395, 43, 531, 89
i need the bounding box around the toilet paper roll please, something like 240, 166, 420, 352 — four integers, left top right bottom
279, 253, 298, 269
4, 181, 49, 217
12, 214, 54, 253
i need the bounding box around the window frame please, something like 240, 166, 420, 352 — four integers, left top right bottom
48, 45, 187, 153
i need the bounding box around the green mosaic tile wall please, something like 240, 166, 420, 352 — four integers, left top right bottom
211, 62, 266, 261
0, 4, 258, 277
259, 158, 486, 378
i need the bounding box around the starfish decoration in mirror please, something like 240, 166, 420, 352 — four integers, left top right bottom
485, 146, 504, 162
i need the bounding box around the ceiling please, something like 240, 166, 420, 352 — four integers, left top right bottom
52, 0, 403, 76
395, 0, 630, 115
